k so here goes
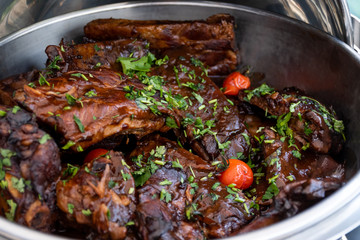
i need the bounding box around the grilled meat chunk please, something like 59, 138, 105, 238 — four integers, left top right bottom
13, 69, 172, 151
261, 127, 344, 189
83, 14, 238, 76
0, 70, 40, 106
0, 105, 61, 232
128, 135, 256, 239
45, 39, 149, 75
84, 14, 235, 51
46, 40, 237, 77
239, 84, 345, 154
150, 53, 252, 162
56, 150, 136, 239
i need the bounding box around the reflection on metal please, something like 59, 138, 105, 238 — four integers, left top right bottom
352, 15, 360, 50
0, 0, 355, 46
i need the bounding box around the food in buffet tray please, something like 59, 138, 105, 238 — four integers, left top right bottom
0, 14, 345, 239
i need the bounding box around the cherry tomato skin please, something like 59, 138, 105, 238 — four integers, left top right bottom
84, 148, 108, 163
219, 159, 254, 189
223, 72, 251, 96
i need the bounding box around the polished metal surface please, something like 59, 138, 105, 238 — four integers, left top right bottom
1, 2, 360, 240
352, 15, 360, 51
0, 0, 354, 46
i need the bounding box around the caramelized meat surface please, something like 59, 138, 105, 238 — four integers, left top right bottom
150, 53, 253, 162
13, 69, 171, 151
0, 14, 347, 240
0, 70, 40, 106
56, 150, 136, 239
84, 14, 235, 50
83, 14, 238, 77
128, 135, 256, 239
239, 84, 345, 154
45, 39, 149, 75
0, 105, 61, 232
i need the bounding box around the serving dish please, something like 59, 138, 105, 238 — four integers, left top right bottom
0, 2, 360, 240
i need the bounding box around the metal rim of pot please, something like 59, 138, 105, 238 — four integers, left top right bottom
0, 2, 359, 240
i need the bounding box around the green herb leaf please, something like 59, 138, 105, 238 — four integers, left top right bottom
11, 177, 26, 193
82, 209, 92, 216
160, 188, 172, 203
192, 92, 204, 104
262, 181, 279, 200
165, 116, 178, 129
85, 90, 97, 97
5, 199, 17, 221
11, 106, 21, 114
65, 93, 77, 106
73, 115, 85, 133
39, 134, 52, 144
62, 140, 75, 150
47, 55, 62, 70
171, 159, 183, 169
38, 73, 50, 86
159, 180, 172, 186
67, 203, 75, 214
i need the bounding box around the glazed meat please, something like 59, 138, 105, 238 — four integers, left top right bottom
238, 84, 345, 154
83, 14, 238, 76
0, 14, 347, 240
150, 53, 253, 162
260, 126, 344, 189
0, 105, 61, 231
128, 135, 256, 239
45, 39, 149, 75
13, 69, 172, 151
0, 70, 40, 106
56, 150, 136, 239
84, 14, 236, 51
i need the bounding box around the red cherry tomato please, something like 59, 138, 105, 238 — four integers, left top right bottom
219, 159, 253, 189
223, 72, 251, 96
84, 148, 108, 163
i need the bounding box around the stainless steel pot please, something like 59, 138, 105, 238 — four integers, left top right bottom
0, 2, 360, 240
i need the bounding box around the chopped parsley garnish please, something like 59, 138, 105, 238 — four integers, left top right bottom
117, 52, 156, 75
244, 83, 274, 102
11, 177, 26, 193
82, 209, 92, 216
262, 175, 280, 200
94, 44, 101, 52
192, 92, 204, 104
131, 150, 160, 187
108, 180, 116, 189
62, 140, 75, 150
63, 164, 79, 180
71, 73, 88, 81
125, 221, 135, 226
39, 134, 52, 144
47, 55, 62, 70
160, 188, 172, 203
65, 93, 77, 106
165, 116, 178, 128
11, 106, 21, 114
292, 150, 302, 159
171, 159, 183, 169
159, 180, 172, 186
38, 74, 49, 87
211, 182, 221, 191
85, 90, 97, 97
5, 199, 17, 221
155, 55, 169, 66
67, 203, 75, 214
73, 115, 85, 133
